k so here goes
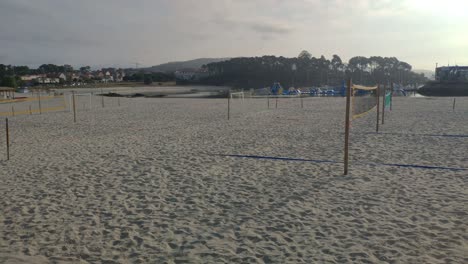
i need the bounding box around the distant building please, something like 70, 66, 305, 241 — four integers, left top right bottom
113, 70, 125, 82
36, 77, 60, 84
21, 74, 45, 81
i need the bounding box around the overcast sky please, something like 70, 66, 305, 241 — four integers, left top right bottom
0, 0, 466, 70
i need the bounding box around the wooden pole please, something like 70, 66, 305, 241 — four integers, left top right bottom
118, 97, 121, 107
11, 106, 14, 117
300, 94, 304, 108
29, 105, 32, 115
72, 91, 77, 123
453, 98, 456, 111
376, 85, 380, 133
38, 92, 42, 114
382, 86, 385, 125
344, 79, 352, 175
275, 97, 278, 109
101, 88, 104, 108
390, 82, 393, 111
6, 118, 10, 160
267, 95, 270, 109
227, 90, 231, 120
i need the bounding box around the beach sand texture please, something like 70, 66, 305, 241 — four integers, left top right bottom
0, 95, 467, 263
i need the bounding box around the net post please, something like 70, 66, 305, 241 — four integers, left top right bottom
453, 98, 456, 111
5, 118, 10, 161
38, 92, 42, 114
11, 106, 14, 117
300, 94, 304, 108
101, 88, 105, 108
390, 82, 393, 111
227, 90, 230, 120
275, 96, 278, 109
376, 84, 380, 133
29, 105, 32, 115
344, 78, 352, 175
382, 85, 385, 125
267, 94, 270, 109
72, 91, 77, 123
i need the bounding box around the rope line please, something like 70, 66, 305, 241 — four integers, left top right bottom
212, 153, 468, 171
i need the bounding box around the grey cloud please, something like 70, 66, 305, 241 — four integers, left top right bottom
0, 33, 102, 47
213, 17, 293, 36
0, 0, 465, 70
249, 22, 292, 34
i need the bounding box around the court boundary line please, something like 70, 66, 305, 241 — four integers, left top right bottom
211, 153, 468, 171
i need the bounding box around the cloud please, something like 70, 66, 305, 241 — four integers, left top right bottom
214, 17, 293, 36
0, 0, 466, 69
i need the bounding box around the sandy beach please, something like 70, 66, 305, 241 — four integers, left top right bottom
0, 94, 467, 263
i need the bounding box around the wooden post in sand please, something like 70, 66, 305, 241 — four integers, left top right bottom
382, 86, 385, 125
101, 88, 105, 108
452, 98, 456, 111
29, 105, 32, 115
390, 82, 393, 111
118, 97, 121, 107
344, 79, 352, 175
72, 91, 77, 123
11, 106, 14, 117
300, 94, 304, 109
6, 118, 10, 160
227, 90, 231, 120
267, 95, 270, 109
275, 96, 278, 109
38, 92, 42, 114
376, 85, 380, 133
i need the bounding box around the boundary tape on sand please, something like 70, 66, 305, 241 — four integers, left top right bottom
364, 132, 468, 138
212, 154, 468, 172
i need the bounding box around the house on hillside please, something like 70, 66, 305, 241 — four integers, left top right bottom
47, 73, 67, 82
21, 74, 45, 81
36, 77, 60, 84
113, 69, 125, 82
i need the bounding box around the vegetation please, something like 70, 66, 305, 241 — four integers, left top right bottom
142, 58, 229, 73
201, 52, 428, 88
123, 72, 175, 84
1, 53, 428, 89
1, 76, 18, 88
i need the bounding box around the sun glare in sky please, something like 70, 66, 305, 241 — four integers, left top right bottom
408, 0, 468, 17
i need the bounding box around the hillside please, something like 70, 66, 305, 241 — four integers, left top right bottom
144, 58, 230, 73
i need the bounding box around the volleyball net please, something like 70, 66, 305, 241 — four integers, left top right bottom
351, 84, 379, 119
344, 81, 381, 175
384, 91, 392, 110
0, 94, 67, 116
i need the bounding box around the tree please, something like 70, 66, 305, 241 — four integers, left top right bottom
143, 75, 153, 85
1, 76, 17, 88
80, 66, 91, 73
64, 64, 74, 73
13, 66, 30, 76
298, 50, 312, 60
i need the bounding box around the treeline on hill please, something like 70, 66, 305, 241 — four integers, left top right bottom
0, 63, 176, 88
0, 64, 99, 87
123, 72, 174, 84
201, 51, 428, 88
0, 64, 31, 88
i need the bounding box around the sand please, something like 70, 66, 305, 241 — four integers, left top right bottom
0, 93, 467, 263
